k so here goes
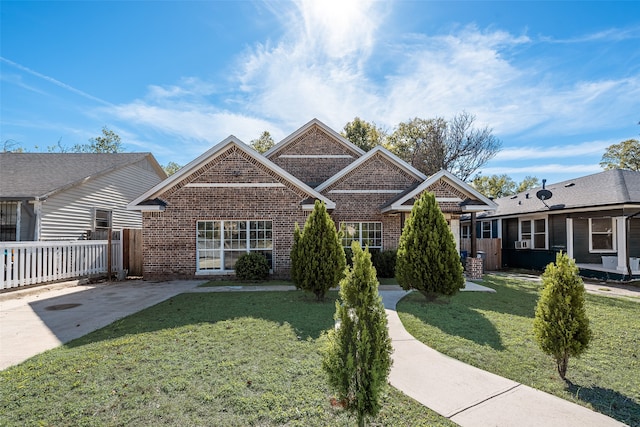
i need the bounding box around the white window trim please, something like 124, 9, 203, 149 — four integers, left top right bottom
94, 208, 112, 231
480, 220, 492, 239
341, 222, 383, 250
518, 217, 548, 250
196, 220, 273, 274
588, 217, 616, 253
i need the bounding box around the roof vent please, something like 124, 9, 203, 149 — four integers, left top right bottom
564, 182, 575, 188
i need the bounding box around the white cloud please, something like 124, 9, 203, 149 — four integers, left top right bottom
495, 139, 614, 161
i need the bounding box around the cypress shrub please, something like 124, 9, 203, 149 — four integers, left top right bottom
372, 249, 397, 278
322, 242, 393, 427
290, 200, 346, 301
534, 252, 592, 380
396, 191, 465, 301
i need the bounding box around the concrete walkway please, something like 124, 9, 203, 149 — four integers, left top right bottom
0, 279, 630, 426
381, 290, 626, 427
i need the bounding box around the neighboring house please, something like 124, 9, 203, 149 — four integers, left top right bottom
473, 169, 640, 280
128, 119, 496, 280
0, 152, 166, 241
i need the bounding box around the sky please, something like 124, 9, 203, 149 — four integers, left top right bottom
1, 0, 639, 185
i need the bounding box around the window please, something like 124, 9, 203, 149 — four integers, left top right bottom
481, 221, 492, 239
94, 209, 112, 230
342, 222, 382, 249
197, 220, 273, 272
0, 202, 18, 241
519, 218, 547, 249
461, 224, 471, 239
589, 218, 615, 252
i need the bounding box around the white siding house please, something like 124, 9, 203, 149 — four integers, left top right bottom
0, 153, 166, 241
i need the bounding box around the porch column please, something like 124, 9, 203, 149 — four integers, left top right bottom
616, 216, 627, 271
470, 212, 477, 257
566, 218, 574, 259
33, 200, 42, 241
450, 217, 460, 252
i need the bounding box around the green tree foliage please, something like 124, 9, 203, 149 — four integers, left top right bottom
162, 161, 182, 176
533, 252, 592, 380
290, 201, 346, 301
72, 127, 123, 153
322, 242, 392, 427
250, 131, 275, 154
600, 139, 640, 171
341, 117, 387, 152
472, 174, 539, 198
396, 191, 465, 301
387, 112, 501, 180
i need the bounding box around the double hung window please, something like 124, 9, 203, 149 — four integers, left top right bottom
589, 218, 615, 252
519, 218, 547, 249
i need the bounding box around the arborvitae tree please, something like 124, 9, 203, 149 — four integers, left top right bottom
396, 191, 465, 301
322, 242, 393, 427
533, 252, 592, 380
290, 200, 346, 301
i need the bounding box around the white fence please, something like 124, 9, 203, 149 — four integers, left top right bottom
1, 240, 122, 290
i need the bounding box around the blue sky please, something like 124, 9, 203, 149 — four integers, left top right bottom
2, 1, 639, 184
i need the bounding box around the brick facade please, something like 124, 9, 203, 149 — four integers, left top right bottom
132, 120, 494, 280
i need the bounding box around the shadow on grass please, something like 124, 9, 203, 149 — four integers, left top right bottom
66, 291, 338, 349
398, 293, 505, 350
463, 276, 541, 319
566, 380, 640, 426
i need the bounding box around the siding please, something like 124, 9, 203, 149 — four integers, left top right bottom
40, 158, 163, 240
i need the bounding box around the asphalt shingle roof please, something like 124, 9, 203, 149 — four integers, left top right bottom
486, 169, 640, 217
0, 152, 152, 200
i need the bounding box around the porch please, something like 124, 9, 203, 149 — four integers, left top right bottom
576, 262, 640, 281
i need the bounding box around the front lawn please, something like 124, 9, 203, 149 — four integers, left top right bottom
0, 291, 453, 427
396, 274, 640, 426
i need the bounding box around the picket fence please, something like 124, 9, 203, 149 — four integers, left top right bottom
1, 240, 122, 290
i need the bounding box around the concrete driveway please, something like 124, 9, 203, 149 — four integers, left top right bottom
0, 279, 203, 370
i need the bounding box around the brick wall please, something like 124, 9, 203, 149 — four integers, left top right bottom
267, 124, 361, 185
142, 146, 310, 280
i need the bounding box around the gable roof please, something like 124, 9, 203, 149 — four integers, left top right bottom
264, 118, 365, 159
0, 152, 165, 201
127, 136, 336, 211
314, 146, 427, 192
382, 169, 498, 213
486, 169, 640, 217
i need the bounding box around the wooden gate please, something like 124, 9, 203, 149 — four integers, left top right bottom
460, 238, 502, 271
123, 229, 143, 276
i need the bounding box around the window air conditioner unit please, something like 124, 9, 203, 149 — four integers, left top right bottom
515, 240, 531, 249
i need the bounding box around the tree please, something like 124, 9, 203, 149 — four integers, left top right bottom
533, 252, 591, 380
341, 117, 387, 152
396, 191, 465, 301
72, 127, 123, 153
387, 112, 501, 180
162, 161, 182, 176
2, 139, 24, 153
322, 242, 392, 427
472, 174, 539, 199
290, 200, 346, 301
250, 131, 275, 154
600, 139, 640, 171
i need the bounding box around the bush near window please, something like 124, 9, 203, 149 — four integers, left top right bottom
372, 249, 397, 278
234, 253, 270, 281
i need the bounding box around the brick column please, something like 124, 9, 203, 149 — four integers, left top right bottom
466, 257, 483, 280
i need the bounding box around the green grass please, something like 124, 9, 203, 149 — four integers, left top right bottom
0, 291, 454, 427
199, 279, 295, 287
396, 274, 640, 426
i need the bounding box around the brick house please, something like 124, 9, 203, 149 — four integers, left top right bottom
128, 119, 496, 279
